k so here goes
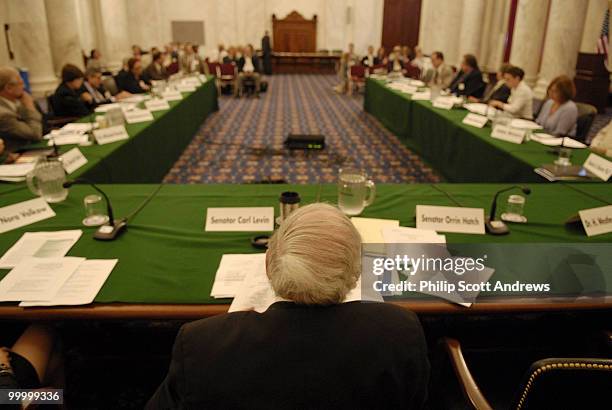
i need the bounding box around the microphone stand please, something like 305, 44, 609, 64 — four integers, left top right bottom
63, 179, 127, 240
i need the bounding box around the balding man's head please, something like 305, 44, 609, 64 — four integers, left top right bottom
266, 203, 362, 305
0, 66, 24, 99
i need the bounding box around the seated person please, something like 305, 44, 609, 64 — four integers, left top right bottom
536, 75, 578, 136
591, 120, 612, 157
1, 324, 63, 395
86, 48, 103, 72
51, 64, 91, 117
375, 46, 387, 66
223, 46, 237, 64
180, 43, 201, 74
116, 58, 149, 94
143, 51, 168, 82
0, 66, 42, 152
81, 68, 112, 108
489, 65, 533, 119
411, 45, 432, 77
387, 45, 404, 73
425, 51, 454, 89
469, 63, 511, 104
146, 203, 429, 410
235, 45, 261, 97
449, 54, 486, 98
361, 45, 376, 67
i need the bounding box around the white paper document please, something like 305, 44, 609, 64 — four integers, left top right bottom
0, 257, 85, 302
382, 227, 446, 244
211, 254, 265, 298
0, 163, 35, 178
0, 230, 82, 269
19, 259, 117, 306
351, 217, 400, 243
228, 254, 383, 313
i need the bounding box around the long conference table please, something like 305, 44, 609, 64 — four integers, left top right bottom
364, 78, 596, 183
0, 183, 611, 320
0, 76, 218, 195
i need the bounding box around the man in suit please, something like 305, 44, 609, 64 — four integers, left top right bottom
0, 66, 42, 152
470, 63, 512, 104
51, 64, 91, 118
262, 31, 272, 75
489, 65, 533, 119
180, 43, 201, 74
116, 58, 149, 94
425, 51, 454, 89
361, 45, 376, 67
449, 54, 486, 98
147, 203, 430, 410
235, 45, 261, 97
143, 51, 168, 83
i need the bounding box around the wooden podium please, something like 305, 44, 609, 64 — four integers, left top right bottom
574, 53, 610, 113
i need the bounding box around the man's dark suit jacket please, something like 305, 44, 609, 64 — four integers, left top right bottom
116, 71, 146, 94
483, 83, 511, 104
51, 82, 90, 117
146, 301, 429, 410
449, 69, 486, 98
143, 62, 167, 83
237, 55, 261, 73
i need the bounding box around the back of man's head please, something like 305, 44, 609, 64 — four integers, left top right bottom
267, 203, 362, 305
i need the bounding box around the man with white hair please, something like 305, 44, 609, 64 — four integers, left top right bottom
147, 203, 429, 410
0, 66, 43, 152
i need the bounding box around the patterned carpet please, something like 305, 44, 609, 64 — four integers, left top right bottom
164, 74, 441, 184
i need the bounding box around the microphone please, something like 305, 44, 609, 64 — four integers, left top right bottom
63, 179, 127, 241
485, 185, 531, 235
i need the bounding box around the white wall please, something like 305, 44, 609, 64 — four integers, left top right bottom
71, 0, 383, 59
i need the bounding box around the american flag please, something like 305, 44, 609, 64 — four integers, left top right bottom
597, 8, 609, 70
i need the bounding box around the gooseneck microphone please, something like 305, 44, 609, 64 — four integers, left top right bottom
486, 185, 531, 235
63, 179, 127, 241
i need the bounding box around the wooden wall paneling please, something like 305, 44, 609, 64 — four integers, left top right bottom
381, 0, 422, 51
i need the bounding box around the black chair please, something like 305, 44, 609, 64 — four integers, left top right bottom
441, 338, 612, 410
44, 94, 80, 131
575, 102, 597, 142
532, 97, 544, 119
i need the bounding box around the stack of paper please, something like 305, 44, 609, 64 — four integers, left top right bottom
210, 254, 265, 298
0, 230, 82, 268
0, 163, 35, 182
531, 134, 587, 148
44, 123, 93, 146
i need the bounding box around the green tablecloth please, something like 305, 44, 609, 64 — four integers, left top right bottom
0, 183, 610, 305
365, 78, 593, 182
0, 77, 217, 190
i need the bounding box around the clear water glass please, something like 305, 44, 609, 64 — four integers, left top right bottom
555, 147, 572, 166
337, 167, 376, 216
82, 194, 109, 226
501, 195, 526, 223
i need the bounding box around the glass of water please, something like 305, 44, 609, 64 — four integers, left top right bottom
501, 194, 526, 223
337, 167, 376, 216
82, 194, 109, 226
554, 147, 572, 166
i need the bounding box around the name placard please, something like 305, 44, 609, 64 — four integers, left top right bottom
0, 198, 56, 234
182, 77, 201, 86
205, 207, 274, 232
59, 147, 88, 174
462, 113, 488, 128
579, 205, 612, 236
416, 205, 485, 234
176, 84, 196, 92
93, 125, 129, 145
162, 90, 183, 101
124, 109, 154, 124
491, 125, 525, 144
144, 98, 170, 112
583, 153, 612, 181
433, 98, 454, 110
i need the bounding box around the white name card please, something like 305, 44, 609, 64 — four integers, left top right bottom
462, 113, 488, 128
205, 207, 274, 232
416, 205, 485, 234
0, 198, 56, 234
144, 98, 170, 112
579, 205, 612, 236
433, 98, 454, 110
162, 90, 183, 101
491, 125, 525, 144
60, 147, 88, 174
182, 77, 201, 86
583, 153, 612, 181
124, 109, 154, 124
176, 84, 196, 92
94, 125, 129, 145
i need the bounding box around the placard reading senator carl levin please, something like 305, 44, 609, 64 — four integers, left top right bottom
416, 205, 485, 234
205, 207, 274, 232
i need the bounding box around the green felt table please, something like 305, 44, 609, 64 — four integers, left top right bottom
0, 77, 217, 193
0, 183, 610, 319
364, 78, 594, 182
